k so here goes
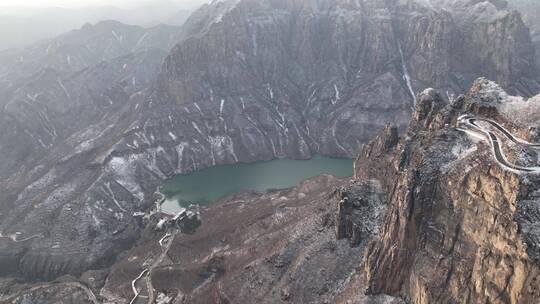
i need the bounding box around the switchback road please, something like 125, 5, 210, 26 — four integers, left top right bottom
457, 115, 540, 174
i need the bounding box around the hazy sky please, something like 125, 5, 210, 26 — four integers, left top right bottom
0, 0, 208, 9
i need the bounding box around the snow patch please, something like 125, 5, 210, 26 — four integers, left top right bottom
498, 94, 540, 127
451, 143, 477, 160
175, 142, 189, 172
220, 99, 225, 116
268, 84, 274, 100
332, 84, 340, 105
106, 156, 145, 201
398, 44, 417, 106
134, 32, 148, 50
57, 80, 70, 99
194, 102, 203, 114
111, 30, 123, 42
192, 122, 203, 134
209, 135, 239, 164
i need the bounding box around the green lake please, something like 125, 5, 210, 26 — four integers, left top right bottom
160, 155, 352, 214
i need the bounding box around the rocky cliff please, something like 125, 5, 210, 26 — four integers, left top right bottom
1, 0, 540, 289
508, 0, 540, 70
357, 78, 540, 303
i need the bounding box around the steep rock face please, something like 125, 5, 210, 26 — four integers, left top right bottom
424, 0, 537, 94
360, 79, 540, 303
155, 0, 539, 158
508, 0, 540, 70
335, 181, 387, 247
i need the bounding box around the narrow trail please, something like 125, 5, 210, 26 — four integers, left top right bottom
129, 269, 149, 304
128, 231, 176, 304
457, 115, 540, 174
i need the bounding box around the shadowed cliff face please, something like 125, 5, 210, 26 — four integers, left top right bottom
508, 0, 540, 70
154, 0, 539, 159
358, 78, 540, 303
0, 0, 539, 284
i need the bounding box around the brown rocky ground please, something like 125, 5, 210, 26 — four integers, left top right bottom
100, 174, 402, 304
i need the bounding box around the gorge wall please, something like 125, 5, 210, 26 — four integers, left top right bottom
356, 79, 540, 303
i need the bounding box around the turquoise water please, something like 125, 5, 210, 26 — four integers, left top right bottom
160, 155, 352, 214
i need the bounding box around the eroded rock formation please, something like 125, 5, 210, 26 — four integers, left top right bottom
359, 78, 540, 303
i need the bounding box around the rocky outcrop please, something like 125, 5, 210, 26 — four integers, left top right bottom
359, 79, 540, 303
335, 181, 387, 247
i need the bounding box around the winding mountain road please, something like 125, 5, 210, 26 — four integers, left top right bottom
457, 115, 540, 174
128, 231, 176, 304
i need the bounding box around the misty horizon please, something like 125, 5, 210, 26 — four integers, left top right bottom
0, 0, 212, 50
0, 0, 209, 10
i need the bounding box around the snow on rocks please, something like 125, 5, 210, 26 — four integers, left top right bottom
498, 94, 540, 127
106, 156, 145, 201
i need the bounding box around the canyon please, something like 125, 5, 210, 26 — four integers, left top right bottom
1, 0, 540, 303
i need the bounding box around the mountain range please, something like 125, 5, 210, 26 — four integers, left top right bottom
0, 0, 194, 51
1, 0, 540, 303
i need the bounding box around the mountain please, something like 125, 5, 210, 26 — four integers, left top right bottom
0, 20, 181, 179
508, 0, 540, 70
361, 78, 540, 303
0, 20, 180, 87
1, 0, 540, 302
0, 0, 192, 51
99, 175, 396, 303
509, 0, 540, 37
155, 0, 539, 160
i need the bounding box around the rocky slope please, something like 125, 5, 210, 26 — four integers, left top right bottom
1, 175, 401, 303
0, 20, 182, 180
1, 0, 540, 291
356, 78, 540, 303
